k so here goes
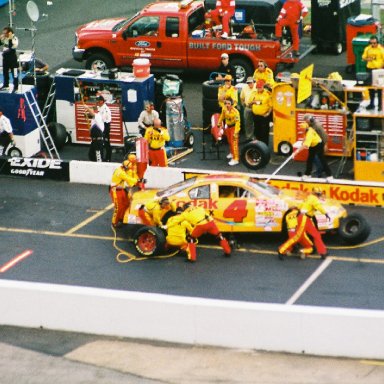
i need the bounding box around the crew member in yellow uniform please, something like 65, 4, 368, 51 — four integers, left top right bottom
252, 60, 275, 91
362, 35, 384, 111
144, 118, 170, 167
177, 202, 232, 259
218, 97, 241, 166
249, 79, 272, 146
138, 197, 176, 227
110, 154, 140, 228
299, 122, 332, 180
165, 210, 197, 262
218, 74, 238, 108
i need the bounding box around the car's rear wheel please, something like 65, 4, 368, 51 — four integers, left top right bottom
133, 226, 166, 257
338, 213, 371, 245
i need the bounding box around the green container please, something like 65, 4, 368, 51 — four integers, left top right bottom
352, 34, 372, 73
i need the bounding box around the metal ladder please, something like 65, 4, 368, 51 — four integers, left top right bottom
24, 89, 60, 159
41, 80, 56, 123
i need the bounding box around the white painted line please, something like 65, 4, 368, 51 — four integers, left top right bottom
286, 258, 333, 305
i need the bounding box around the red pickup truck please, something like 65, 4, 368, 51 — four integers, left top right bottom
72, 0, 297, 83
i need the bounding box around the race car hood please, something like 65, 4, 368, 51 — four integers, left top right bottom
77, 17, 126, 33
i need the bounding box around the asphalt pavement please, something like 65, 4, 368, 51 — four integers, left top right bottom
0, 1, 383, 383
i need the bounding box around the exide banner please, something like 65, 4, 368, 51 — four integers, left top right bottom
0, 157, 70, 181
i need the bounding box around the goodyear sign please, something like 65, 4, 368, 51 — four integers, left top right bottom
183, 171, 384, 207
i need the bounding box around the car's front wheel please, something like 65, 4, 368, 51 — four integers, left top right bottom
85, 52, 114, 71
338, 213, 371, 245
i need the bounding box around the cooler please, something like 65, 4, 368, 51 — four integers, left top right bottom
346, 15, 380, 66
352, 34, 372, 73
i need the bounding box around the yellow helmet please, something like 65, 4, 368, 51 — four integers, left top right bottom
128, 154, 137, 163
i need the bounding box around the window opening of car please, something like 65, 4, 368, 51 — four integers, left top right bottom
126, 16, 160, 37
156, 177, 197, 198
113, 14, 137, 32
247, 179, 280, 197
166, 17, 180, 37
188, 185, 210, 199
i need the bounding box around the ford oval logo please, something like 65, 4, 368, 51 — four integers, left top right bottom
135, 41, 150, 48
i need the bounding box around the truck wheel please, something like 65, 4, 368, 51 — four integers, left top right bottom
133, 226, 166, 257
240, 140, 271, 170
85, 53, 114, 70
338, 213, 371, 245
278, 141, 293, 156
48, 122, 67, 150
231, 57, 253, 84
202, 80, 223, 99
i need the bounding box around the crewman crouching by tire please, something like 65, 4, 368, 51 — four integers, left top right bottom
110, 154, 141, 228
85, 106, 104, 162
299, 187, 330, 259
178, 202, 231, 258
164, 208, 197, 262
138, 196, 176, 227
278, 206, 314, 260
144, 118, 170, 167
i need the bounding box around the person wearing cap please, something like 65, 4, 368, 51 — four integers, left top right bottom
0, 108, 15, 156
248, 79, 272, 146
0, 27, 19, 92
298, 187, 330, 259
204, 0, 236, 39
362, 35, 384, 111
240, 77, 256, 141
138, 101, 159, 137
85, 105, 104, 162
144, 118, 170, 167
298, 119, 333, 181
218, 97, 240, 166
275, 0, 308, 57
218, 74, 238, 108
216, 53, 236, 82
252, 60, 275, 91
96, 95, 112, 162
109, 154, 140, 228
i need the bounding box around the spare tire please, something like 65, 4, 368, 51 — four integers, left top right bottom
202, 79, 223, 99
338, 213, 371, 245
48, 122, 67, 150
240, 140, 271, 170
133, 226, 166, 257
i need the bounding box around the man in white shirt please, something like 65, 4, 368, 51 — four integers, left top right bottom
138, 101, 159, 137
96, 95, 112, 161
0, 109, 14, 155
85, 106, 104, 162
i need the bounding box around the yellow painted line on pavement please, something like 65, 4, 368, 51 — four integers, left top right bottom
360, 360, 384, 366
65, 203, 114, 234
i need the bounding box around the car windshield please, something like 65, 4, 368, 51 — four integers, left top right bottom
247, 178, 280, 197
156, 177, 197, 198
112, 14, 137, 31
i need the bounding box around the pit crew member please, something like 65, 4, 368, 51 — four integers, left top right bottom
0, 109, 14, 156
85, 105, 104, 162
138, 101, 159, 137
96, 95, 112, 162
218, 74, 238, 108
144, 118, 170, 167
110, 154, 141, 228
218, 97, 241, 166
216, 52, 236, 82
205, 0, 236, 39
240, 77, 256, 142
278, 206, 314, 260
275, 0, 308, 57
0, 27, 19, 92
252, 60, 275, 91
138, 197, 176, 227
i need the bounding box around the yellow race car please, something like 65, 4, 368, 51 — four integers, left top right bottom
124, 173, 370, 254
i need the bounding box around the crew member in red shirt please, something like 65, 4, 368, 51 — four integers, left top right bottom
275, 0, 308, 57
205, 0, 236, 38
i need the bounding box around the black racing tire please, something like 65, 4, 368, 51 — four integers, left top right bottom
6, 146, 22, 157
133, 226, 166, 257
240, 140, 271, 170
278, 141, 293, 156
202, 109, 213, 128
202, 96, 221, 113
231, 57, 254, 84
48, 122, 67, 150
85, 52, 114, 71
337, 213, 371, 245
202, 80, 223, 99
185, 131, 195, 148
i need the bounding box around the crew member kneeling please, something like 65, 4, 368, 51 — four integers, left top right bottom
144, 118, 170, 167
